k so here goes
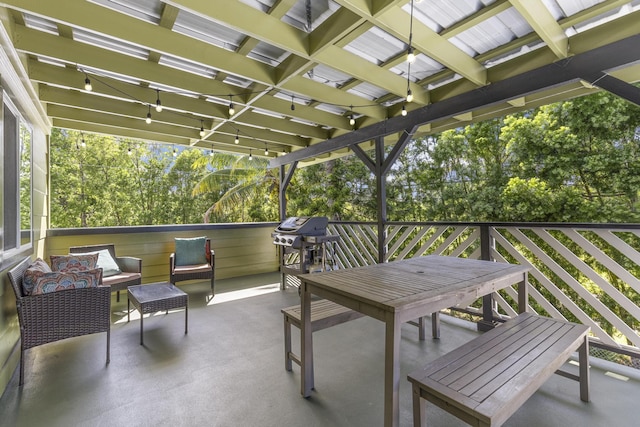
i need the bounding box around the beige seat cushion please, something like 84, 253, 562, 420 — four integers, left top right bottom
173, 264, 211, 275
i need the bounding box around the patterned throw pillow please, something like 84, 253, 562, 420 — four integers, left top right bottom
22, 258, 53, 295
30, 268, 102, 295
50, 254, 99, 272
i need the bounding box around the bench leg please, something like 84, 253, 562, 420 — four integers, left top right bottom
417, 313, 440, 340
432, 312, 440, 339
412, 384, 426, 427
284, 315, 293, 371
579, 336, 590, 402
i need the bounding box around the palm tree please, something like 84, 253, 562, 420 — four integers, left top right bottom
192, 152, 278, 223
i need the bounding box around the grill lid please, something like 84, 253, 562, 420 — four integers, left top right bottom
274, 216, 328, 236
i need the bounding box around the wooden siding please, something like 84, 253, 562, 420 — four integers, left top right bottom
45, 224, 280, 284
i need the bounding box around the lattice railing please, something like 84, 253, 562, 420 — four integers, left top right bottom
328, 221, 640, 364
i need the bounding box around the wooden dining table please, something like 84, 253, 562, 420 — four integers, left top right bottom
298, 255, 530, 427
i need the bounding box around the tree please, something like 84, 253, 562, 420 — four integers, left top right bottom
192, 153, 278, 223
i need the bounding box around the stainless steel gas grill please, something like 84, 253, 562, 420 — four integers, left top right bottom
272, 216, 340, 289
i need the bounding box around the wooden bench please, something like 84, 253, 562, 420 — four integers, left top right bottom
407, 312, 590, 427
282, 299, 439, 371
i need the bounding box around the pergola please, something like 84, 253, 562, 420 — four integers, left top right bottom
1, 0, 639, 167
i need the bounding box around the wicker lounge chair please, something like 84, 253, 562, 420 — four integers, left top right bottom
7, 257, 111, 385
169, 237, 215, 296
70, 244, 142, 301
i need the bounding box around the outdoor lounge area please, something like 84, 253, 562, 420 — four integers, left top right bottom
0, 1, 640, 426
0, 275, 637, 427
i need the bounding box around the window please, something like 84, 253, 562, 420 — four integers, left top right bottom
2, 91, 32, 253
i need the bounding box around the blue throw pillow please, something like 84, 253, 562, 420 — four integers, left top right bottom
175, 237, 208, 266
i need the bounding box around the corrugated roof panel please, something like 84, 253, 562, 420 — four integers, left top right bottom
89, 0, 162, 24
239, 0, 276, 13
390, 55, 444, 82
248, 41, 290, 66
73, 28, 149, 60
22, 13, 59, 35
569, 1, 640, 33
451, 8, 531, 56
347, 82, 388, 101
158, 55, 216, 79
282, 0, 339, 32
274, 91, 312, 107
173, 9, 245, 51
315, 103, 347, 115
549, 0, 604, 17
306, 64, 351, 87
405, 0, 494, 32
344, 27, 406, 65
223, 75, 253, 89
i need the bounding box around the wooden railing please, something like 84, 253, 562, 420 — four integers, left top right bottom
328, 221, 640, 365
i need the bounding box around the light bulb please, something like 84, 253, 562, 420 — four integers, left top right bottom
229, 102, 235, 116
173, 148, 177, 157
84, 77, 92, 91
406, 89, 413, 103
264, 147, 269, 155
401, 104, 407, 116
235, 132, 239, 144
128, 147, 132, 155
146, 112, 152, 124
349, 115, 355, 126
155, 99, 162, 113
200, 127, 205, 138
407, 47, 415, 64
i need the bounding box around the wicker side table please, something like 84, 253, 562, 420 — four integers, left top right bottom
127, 282, 188, 345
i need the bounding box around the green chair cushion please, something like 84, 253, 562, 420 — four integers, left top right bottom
175, 237, 207, 266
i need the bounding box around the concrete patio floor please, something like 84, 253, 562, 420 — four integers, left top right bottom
0, 273, 637, 427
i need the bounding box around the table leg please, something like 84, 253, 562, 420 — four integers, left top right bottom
127, 299, 130, 322
518, 271, 529, 313
140, 310, 144, 345
384, 314, 402, 427
300, 280, 313, 397
185, 303, 188, 335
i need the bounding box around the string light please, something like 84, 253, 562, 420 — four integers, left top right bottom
401, 104, 407, 116
209, 143, 214, 157
264, 144, 269, 156
234, 130, 239, 144
406, 89, 413, 103
290, 95, 295, 111
128, 146, 132, 155
172, 146, 177, 157
84, 74, 92, 91
146, 105, 152, 124
155, 89, 162, 112
80, 133, 86, 147
248, 149, 252, 160
228, 96, 235, 116
200, 120, 206, 138
407, 0, 416, 64
349, 105, 355, 126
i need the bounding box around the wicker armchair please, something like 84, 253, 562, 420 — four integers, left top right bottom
7, 257, 111, 385
169, 238, 215, 296
70, 244, 142, 302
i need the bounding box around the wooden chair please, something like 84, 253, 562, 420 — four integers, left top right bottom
7, 257, 111, 385
169, 238, 215, 296
70, 243, 142, 302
